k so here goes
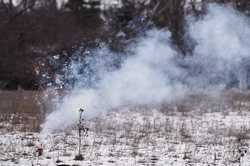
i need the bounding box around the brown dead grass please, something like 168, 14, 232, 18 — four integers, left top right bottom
0, 89, 56, 131
1, 88, 250, 131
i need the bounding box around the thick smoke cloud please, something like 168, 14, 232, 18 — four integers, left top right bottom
187, 4, 250, 88
41, 4, 250, 133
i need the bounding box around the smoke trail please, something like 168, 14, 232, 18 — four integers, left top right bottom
41, 4, 250, 133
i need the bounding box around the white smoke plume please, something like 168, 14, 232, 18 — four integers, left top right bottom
41, 4, 250, 133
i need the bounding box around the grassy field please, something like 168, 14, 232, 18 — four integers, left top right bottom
1, 89, 250, 165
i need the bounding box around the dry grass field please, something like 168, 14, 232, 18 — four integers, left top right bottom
1, 89, 250, 165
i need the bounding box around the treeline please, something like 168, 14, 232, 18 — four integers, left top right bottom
0, 0, 250, 90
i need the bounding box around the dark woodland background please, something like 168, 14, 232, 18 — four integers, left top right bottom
1, 0, 250, 90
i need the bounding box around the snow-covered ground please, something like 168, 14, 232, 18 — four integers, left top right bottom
2, 92, 250, 166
